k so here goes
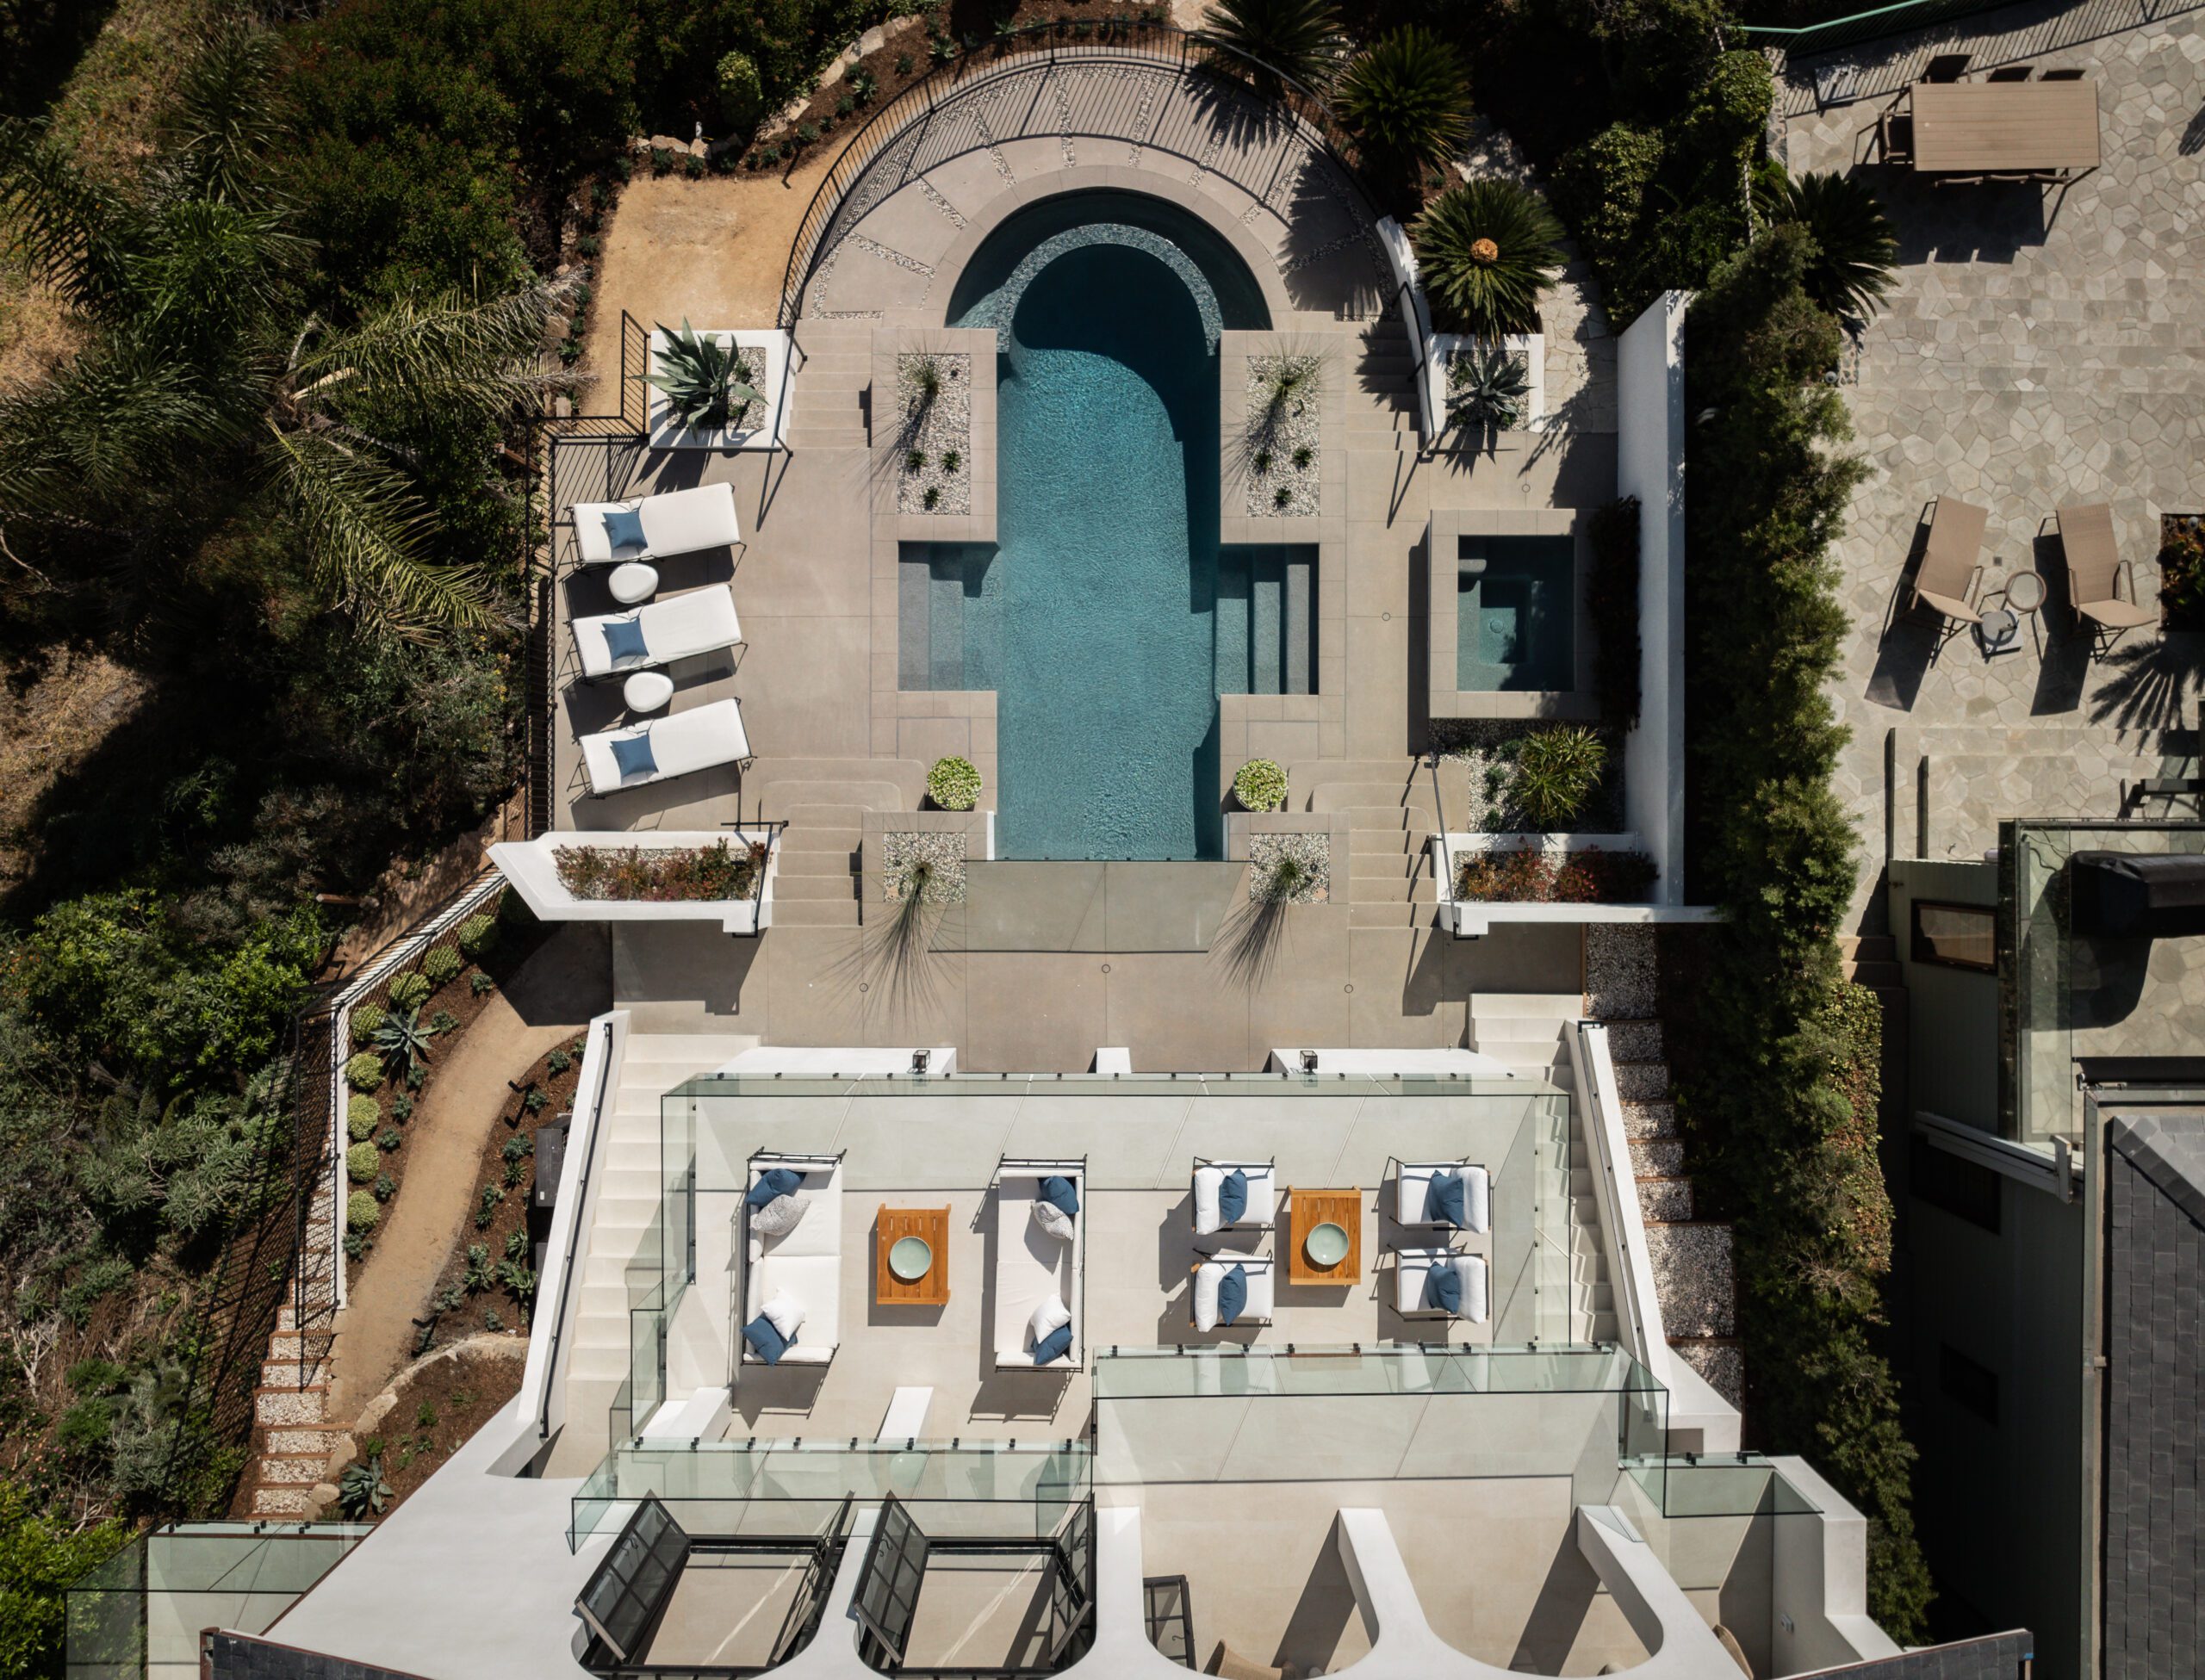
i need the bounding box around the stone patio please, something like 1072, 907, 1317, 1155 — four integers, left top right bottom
1780, 0, 2205, 919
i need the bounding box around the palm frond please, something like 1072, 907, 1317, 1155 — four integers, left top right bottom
136, 199, 306, 363
0, 340, 222, 520
1757, 170, 1898, 327
1197, 0, 1344, 98
1413, 178, 1567, 338
0, 121, 136, 317
290, 282, 568, 431
268, 425, 492, 638
1337, 28, 1471, 183
158, 20, 287, 209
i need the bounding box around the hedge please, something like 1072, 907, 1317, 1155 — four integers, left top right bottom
1673, 225, 1932, 1638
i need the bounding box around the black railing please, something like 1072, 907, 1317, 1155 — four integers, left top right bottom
1742, 0, 2077, 55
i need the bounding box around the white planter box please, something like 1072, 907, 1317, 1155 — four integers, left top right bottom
490, 830, 780, 935
1427, 332, 1546, 439
1429, 832, 1715, 938
648, 329, 792, 450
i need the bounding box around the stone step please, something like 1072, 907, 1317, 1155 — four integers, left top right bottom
1348, 902, 1432, 929
263, 1356, 334, 1390
249, 1487, 318, 1517
1612, 1061, 1670, 1103
1586, 1310, 1621, 1343
256, 1386, 330, 1427
1345, 828, 1424, 856
1350, 850, 1421, 879
776, 871, 860, 902
264, 1428, 342, 1456
1601, 1020, 1663, 1061
258, 1455, 328, 1486
1636, 1176, 1693, 1221
782, 824, 862, 853
774, 899, 864, 927
1630, 1138, 1686, 1177
1313, 782, 1428, 813
1470, 992, 1581, 1020
1644, 1222, 1735, 1339
1623, 1101, 1676, 1139
1339, 807, 1435, 832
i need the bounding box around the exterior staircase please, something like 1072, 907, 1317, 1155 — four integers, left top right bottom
235, 1176, 340, 1516
1346, 316, 1423, 453
1308, 770, 1442, 932
782, 321, 872, 451
548, 1030, 760, 1477
772, 803, 867, 929
1469, 993, 1617, 1345
1584, 926, 1742, 1408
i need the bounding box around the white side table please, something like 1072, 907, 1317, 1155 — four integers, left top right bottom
608, 561, 659, 605
622, 670, 674, 713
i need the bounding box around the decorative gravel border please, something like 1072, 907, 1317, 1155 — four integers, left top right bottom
1584, 923, 1657, 1019
1245, 356, 1319, 517
728, 344, 767, 431
896, 352, 972, 515
1248, 832, 1330, 903
1432, 720, 1626, 834
884, 831, 967, 903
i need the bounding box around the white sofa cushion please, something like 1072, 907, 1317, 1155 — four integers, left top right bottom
572, 585, 740, 679
748, 1254, 838, 1363
581, 697, 751, 795
761, 1289, 805, 1341
1194, 1259, 1275, 1330
1394, 1249, 1488, 1321
1193, 1166, 1223, 1234
1191, 1163, 1274, 1235
1028, 1293, 1072, 1347
1398, 1162, 1490, 1233
572, 482, 740, 565
993, 1170, 1081, 1367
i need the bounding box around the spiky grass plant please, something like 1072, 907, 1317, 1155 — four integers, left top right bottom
646, 319, 762, 430
371, 1005, 443, 1080
1199, 0, 1343, 99
1512, 728, 1606, 829
1336, 28, 1471, 195
1445, 344, 1530, 433
1413, 178, 1567, 338
1756, 170, 1899, 327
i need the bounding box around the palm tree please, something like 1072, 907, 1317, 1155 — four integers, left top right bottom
1335, 28, 1471, 201
1413, 177, 1567, 338
0, 22, 568, 638
1756, 170, 1899, 328
1197, 0, 1344, 101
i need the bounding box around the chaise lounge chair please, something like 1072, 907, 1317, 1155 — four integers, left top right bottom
1190, 1255, 1275, 1332
1394, 1248, 1489, 1323
1393, 1161, 1490, 1234
569, 482, 741, 567
1909, 496, 1989, 635
2058, 502, 2156, 654
1191, 1159, 1277, 1238
580, 697, 750, 796
741, 1151, 844, 1367
992, 1157, 1086, 1370
571, 585, 742, 680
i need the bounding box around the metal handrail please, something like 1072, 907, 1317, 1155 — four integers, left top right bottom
539, 1015, 619, 1440
774, 21, 1389, 330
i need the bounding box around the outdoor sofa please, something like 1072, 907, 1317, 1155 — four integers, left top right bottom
740, 1151, 844, 1367
1394, 1248, 1489, 1323
1394, 1161, 1491, 1233
991, 1157, 1085, 1371
1191, 1159, 1277, 1238
1190, 1255, 1276, 1332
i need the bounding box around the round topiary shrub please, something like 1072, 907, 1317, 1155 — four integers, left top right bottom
457, 913, 499, 958
347, 1096, 381, 1142
348, 1003, 385, 1047
388, 971, 432, 1011
1233, 759, 1288, 812
928, 755, 983, 811
345, 1053, 384, 1094
717, 49, 763, 129
346, 1191, 379, 1233
421, 945, 462, 989
346, 1142, 379, 1183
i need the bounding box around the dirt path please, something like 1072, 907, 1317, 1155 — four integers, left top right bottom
580, 151, 836, 370
329, 923, 612, 1419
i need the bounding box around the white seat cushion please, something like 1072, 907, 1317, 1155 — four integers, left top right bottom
581, 697, 750, 795
1193, 1259, 1275, 1330
1394, 1249, 1488, 1321
572, 482, 740, 565
748, 1254, 838, 1363
572, 585, 740, 679
993, 1171, 1081, 1367
1397, 1162, 1489, 1233
1192, 1163, 1275, 1235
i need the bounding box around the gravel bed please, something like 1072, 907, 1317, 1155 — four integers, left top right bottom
1432, 720, 1626, 834
1245, 356, 1319, 517
896, 352, 972, 515
1247, 832, 1330, 903
883, 831, 966, 903
730, 345, 767, 431
1643, 1223, 1736, 1338
1584, 923, 1657, 1019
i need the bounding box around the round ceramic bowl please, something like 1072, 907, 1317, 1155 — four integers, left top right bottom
889, 1236, 935, 1281
1303, 1221, 1350, 1268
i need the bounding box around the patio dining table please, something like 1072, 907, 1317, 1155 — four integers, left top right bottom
1904, 80, 2100, 177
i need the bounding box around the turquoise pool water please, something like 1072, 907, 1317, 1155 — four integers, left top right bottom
902, 192, 1281, 861
1457, 536, 1576, 691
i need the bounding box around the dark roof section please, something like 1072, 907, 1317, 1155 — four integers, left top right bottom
2103, 1108, 2205, 1680
1798, 1630, 2033, 1678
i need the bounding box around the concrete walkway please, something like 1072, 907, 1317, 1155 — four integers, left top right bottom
328, 925, 612, 1419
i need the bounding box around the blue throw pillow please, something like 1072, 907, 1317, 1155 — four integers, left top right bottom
747, 1166, 802, 1209
1423, 1261, 1464, 1316
1040, 1175, 1079, 1219
1033, 1322, 1073, 1366
609, 733, 658, 784
600, 506, 648, 555
1217, 1169, 1249, 1224
1216, 1263, 1249, 1327
1425, 1170, 1467, 1229
742, 1313, 795, 1364
600, 616, 650, 666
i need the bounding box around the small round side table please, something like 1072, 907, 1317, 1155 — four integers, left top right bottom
2003, 567, 2047, 620
608, 561, 659, 605
622, 670, 674, 713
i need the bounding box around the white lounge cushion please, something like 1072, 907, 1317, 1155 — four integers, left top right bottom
1191, 1163, 1276, 1235
992, 1170, 1081, 1368
581, 698, 750, 796
1397, 1162, 1490, 1233
748, 1162, 841, 1261
1394, 1249, 1488, 1322
1028, 1293, 1072, 1347
572, 585, 740, 679
572, 482, 740, 565
761, 1289, 805, 1341
1190, 1260, 1276, 1331
742, 1160, 842, 1365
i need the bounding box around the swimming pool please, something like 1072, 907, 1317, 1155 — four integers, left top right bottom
1457, 536, 1576, 692
916, 193, 1274, 860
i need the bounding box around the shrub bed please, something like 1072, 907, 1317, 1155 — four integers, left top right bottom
1672, 225, 1931, 1639
1453, 846, 1655, 903
552, 839, 767, 902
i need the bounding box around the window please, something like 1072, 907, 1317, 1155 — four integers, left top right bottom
1940, 1344, 2000, 1425
1911, 899, 1996, 972
1912, 1136, 2002, 1233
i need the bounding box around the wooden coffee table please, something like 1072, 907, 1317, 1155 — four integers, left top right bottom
875, 1206, 950, 1306
1287, 1187, 1362, 1285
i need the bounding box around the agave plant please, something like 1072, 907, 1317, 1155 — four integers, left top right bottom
646, 319, 763, 430
1336, 28, 1471, 195
1446, 344, 1531, 434
371, 1005, 443, 1079
338, 1454, 393, 1519
1756, 170, 1899, 328
1198, 0, 1344, 99
1413, 178, 1568, 339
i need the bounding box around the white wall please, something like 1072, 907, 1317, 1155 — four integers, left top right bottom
1616, 293, 1687, 906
